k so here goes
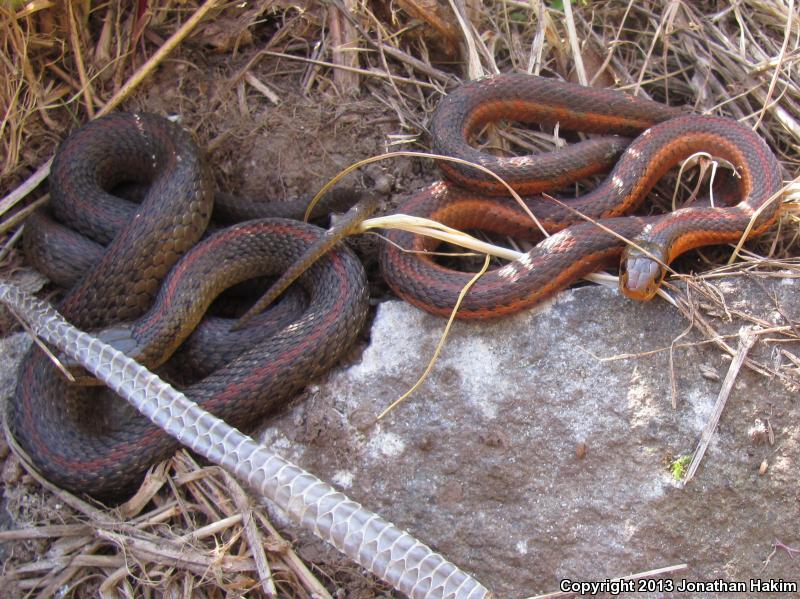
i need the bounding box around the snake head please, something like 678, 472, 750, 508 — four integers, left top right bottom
619, 242, 667, 301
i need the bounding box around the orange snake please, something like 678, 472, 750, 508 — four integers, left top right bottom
379, 74, 783, 317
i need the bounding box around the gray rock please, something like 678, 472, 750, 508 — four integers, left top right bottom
2, 273, 797, 597
262, 276, 799, 598
0, 333, 29, 403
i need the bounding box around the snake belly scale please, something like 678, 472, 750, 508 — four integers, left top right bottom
10, 113, 369, 498
380, 74, 783, 317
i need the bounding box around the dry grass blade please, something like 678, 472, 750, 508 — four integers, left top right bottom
561, 0, 587, 85
5, 303, 77, 383
66, 1, 95, 118
682, 326, 759, 485
377, 253, 492, 420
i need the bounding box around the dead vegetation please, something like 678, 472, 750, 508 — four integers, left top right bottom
0, 1, 799, 597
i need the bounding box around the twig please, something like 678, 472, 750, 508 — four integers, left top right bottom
253, 512, 334, 599
244, 72, 280, 105
0, 194, 48, 234
0, 525, 93, 541
223, 472, 277, 598
176, 513, 243, 543
5, 304, 77, 383
328, 0, 360, 94
259, 49, 439, 88
0, 160, 51, 218
682, 326, 759, 485
0, 225, 25, 263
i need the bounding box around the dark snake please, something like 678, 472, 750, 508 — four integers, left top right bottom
10, 113, 369, 498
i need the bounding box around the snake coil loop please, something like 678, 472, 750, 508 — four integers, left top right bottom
11, 113, 369, 498
380, 74, 782, 316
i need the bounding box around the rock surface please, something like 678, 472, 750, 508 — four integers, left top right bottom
1, 274, 797, 598
261, 276, 799, 597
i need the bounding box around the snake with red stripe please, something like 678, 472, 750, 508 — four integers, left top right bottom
10, 113, 369, 498
10, 74, 783, 498
379, 74, 783, 317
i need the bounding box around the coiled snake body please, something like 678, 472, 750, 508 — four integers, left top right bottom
10, 113, 369, 498
380, 74, 783, 316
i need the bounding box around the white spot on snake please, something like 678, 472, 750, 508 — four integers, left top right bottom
612, 175, 625, 194
498, 263, 519, 281
738, 203, 756, 216
516, 540, 528, 555
540, 229, 576, 253
626, 146, 642, 160
641, 127, 652, 137
518, 253, 534, 270
133, 113, 146, 136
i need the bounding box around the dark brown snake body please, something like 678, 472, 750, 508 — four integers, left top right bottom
11, 113, 368, 498
380, 74, 783, 316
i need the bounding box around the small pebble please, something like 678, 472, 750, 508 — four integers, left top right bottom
350, 408, 376, 432
699, 364, 720, 381
576, 442, 587, 459
373, 174, 394, 195
2, 454, 22, 485
748, 419, 768, 445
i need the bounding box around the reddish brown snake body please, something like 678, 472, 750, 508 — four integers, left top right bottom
379, 74, 783, 316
